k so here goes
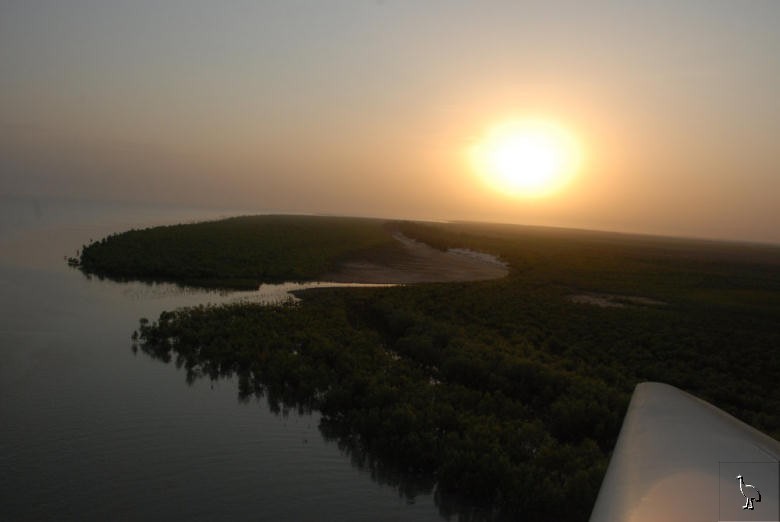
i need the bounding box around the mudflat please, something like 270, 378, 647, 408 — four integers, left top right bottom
323, 233, 509, 283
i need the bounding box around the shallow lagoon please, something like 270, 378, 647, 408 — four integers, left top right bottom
0, 198, 442, 521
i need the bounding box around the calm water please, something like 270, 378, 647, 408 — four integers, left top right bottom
0, 197, 442, 521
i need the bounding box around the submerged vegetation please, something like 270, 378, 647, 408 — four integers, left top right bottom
90, 216, 780, 521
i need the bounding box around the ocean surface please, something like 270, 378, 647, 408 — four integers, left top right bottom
0, 196, 443, 521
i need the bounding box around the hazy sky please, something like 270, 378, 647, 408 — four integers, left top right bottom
2, 1, 779, 243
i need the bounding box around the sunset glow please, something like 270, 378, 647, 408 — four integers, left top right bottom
2, 3, 780, 520
470, 120, 582, 198
2, 2, 780, 242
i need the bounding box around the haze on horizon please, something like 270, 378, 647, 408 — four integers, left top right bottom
2, 1, 779, 244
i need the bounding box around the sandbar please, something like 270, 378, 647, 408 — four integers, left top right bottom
322, 233, 509, 284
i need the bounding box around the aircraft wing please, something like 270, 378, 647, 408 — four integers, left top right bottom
589, 382, 780, 522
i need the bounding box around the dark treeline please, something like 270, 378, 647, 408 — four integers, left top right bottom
120, 218, 779, 521
136, 293, 612, 521
78, 215, 400, 288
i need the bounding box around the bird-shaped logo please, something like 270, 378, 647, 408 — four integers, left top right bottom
736, 474, 761, 510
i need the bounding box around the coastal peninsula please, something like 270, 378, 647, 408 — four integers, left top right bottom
77, 215, 780, 521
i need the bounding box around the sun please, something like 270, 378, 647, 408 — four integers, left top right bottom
469, 119, 582, 198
